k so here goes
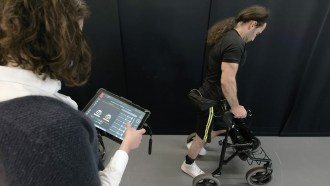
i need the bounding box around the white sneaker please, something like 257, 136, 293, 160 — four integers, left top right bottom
181, 161, 205, 178
186, 141, 207, 156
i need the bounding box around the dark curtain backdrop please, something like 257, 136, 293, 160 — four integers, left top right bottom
61, 0, 330, 136
61, 0, 127, 106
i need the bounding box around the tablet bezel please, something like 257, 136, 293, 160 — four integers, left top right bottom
82, 88, 150, 144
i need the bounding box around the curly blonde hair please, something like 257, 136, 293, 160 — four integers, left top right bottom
0, 0, 91, 86
207, 5, 270, 46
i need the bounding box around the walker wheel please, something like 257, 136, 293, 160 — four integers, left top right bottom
187, 133, 196, 143
250, 136, 261, 152
245, 166, 273, 185
193, 173, 220, 186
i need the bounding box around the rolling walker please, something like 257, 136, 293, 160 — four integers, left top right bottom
187, 110, 273, 186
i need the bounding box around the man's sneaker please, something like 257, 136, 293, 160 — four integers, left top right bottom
181, 161, 205, 178
186, 141, 207, 156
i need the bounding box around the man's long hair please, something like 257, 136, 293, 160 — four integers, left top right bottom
207, 5, 270, 46
0, 0, 92, 86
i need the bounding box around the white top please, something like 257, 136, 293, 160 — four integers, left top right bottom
0, 66, 128, 186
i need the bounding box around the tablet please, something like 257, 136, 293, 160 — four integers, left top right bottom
82, 88, 151, 143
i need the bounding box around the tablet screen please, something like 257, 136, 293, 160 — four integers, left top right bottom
83, 88, 150, 143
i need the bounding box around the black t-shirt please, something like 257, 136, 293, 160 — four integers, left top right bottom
200, 29, 247, 101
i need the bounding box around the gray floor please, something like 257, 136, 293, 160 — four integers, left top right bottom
103, 135, 330, 186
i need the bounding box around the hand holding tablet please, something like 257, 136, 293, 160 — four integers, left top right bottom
82, 88, 151, 143
119, 122, 146, 153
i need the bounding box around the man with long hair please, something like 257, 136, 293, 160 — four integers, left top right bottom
182, 5, 270, 178
0, 1, 145, 185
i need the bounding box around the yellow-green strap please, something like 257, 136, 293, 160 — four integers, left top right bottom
203, 106, 214, 142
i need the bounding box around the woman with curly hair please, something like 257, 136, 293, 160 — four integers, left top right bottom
0, 0, 145, 185
182, 5, 270, 178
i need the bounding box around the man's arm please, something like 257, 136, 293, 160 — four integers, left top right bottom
220, 62, 247, 118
